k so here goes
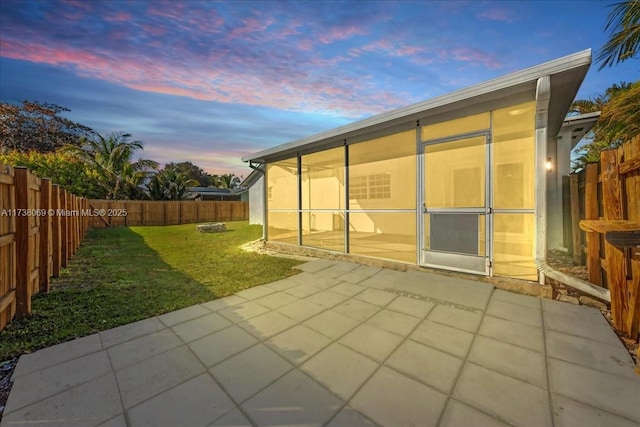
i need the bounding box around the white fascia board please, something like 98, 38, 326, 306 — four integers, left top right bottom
242, 49, 591, 163
563, 111, 601, 124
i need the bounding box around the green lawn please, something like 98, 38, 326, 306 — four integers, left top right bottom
0, 221, 303, 360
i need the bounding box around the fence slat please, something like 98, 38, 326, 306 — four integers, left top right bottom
39, 179, 52, 292
601, 149, 627, 330
569, 174, 581, 264
14, 168, 32, 317
51, 185, 61, 277
584, 163, 601, 286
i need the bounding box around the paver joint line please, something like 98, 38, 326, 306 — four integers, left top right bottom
384, 288, 484, 314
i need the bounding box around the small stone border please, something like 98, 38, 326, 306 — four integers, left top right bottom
196, 223, 226, 233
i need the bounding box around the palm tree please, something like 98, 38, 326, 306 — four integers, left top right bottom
215, 173, 242, 189
65, 131, 158, 199
597, 80, 640, 143
146, 168, 198, 200
570, 81, 639, 171
146, 174, 165, 200
569, 82, 632, 115
597, 0, 640, 69
160, 169, 199, 200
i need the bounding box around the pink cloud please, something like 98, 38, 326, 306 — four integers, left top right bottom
350, 39, 423, 58
1, 37, 397, 117
476, 8, 513, 23
297, 39, 314, 51
229, 17, 274, 39
104, 11, 132, 22
449, 47, 502, 68
317, 24, 367, 44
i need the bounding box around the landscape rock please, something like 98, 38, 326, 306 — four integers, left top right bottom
578, 295, 608, 311
557, 294, 579, 305
196, 223, 226, 233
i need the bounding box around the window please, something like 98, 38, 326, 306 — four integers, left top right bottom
349, 174, 391, 200
350, 176, 368, 200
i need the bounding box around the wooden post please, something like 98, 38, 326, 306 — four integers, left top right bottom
51, 185, 61, 277
60, 190, 68, 267
38, 178, 52, 292
601, 149, 627, 331
66, 193, 73, 259
14, 168, 31, 317
569, 174, 581, 265
584, 163, 601, 285
74, 196, 80, 251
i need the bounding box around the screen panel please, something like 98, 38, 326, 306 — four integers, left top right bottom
425, 136, 486, 208
349, 212, 416, 263
492, 101, 536, 209
349, 130, 416, 210
301, 148, 345, 210
267, 158, 298, 210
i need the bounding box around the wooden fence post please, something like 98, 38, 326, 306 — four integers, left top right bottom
14, 167, 31, 317
584, 163, 601, 285
39, 178, 52, 292
601, 149, 628, 331
66, 193, 73, 260
51, 185, 61, 277
60, 190, 68, 267
74, 195, 80, 252
569, 173, 581, 264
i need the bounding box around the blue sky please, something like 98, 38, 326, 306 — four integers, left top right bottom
0, 0, 637, 178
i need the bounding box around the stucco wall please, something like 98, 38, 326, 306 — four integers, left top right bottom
249, 175, 264, 225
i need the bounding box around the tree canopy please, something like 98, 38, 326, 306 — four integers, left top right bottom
0, 100, 95, 153
570, 81, 639, 171
597, 0, 640, 69
164, 161, 213, 187
64, 131, 158, 200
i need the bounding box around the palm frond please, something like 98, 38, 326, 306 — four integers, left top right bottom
597, 0, 640, 69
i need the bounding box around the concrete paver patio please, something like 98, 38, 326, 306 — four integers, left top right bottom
2, 260, 639, 426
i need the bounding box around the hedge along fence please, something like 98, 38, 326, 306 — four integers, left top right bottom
0, 164, 90, 331
88, 200, 248, 228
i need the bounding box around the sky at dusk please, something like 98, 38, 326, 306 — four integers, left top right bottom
1, 0, 638, 179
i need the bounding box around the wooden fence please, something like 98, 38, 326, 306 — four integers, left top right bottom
570, 136, 640, 340
88, 200, 248, 228
0, 165, 89, 331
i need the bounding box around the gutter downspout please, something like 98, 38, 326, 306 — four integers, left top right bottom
249, 161, 267, 240
534, 77, 611, 303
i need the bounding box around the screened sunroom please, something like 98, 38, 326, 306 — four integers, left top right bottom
242, 50, 592, 282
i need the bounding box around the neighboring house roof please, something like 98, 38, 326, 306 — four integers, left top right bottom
560, 111, 601, 149
242, 49, 591, 164
240, 167, 264, 188
187, 186, 238, 195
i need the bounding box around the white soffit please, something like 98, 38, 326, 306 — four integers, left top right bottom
560, 111, 601, 149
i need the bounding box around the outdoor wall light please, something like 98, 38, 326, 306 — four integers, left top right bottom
545, 157, 553, 172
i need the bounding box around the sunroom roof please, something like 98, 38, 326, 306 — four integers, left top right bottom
243, 49, 591, 163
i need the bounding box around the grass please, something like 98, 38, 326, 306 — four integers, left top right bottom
0, 221, 303, 360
